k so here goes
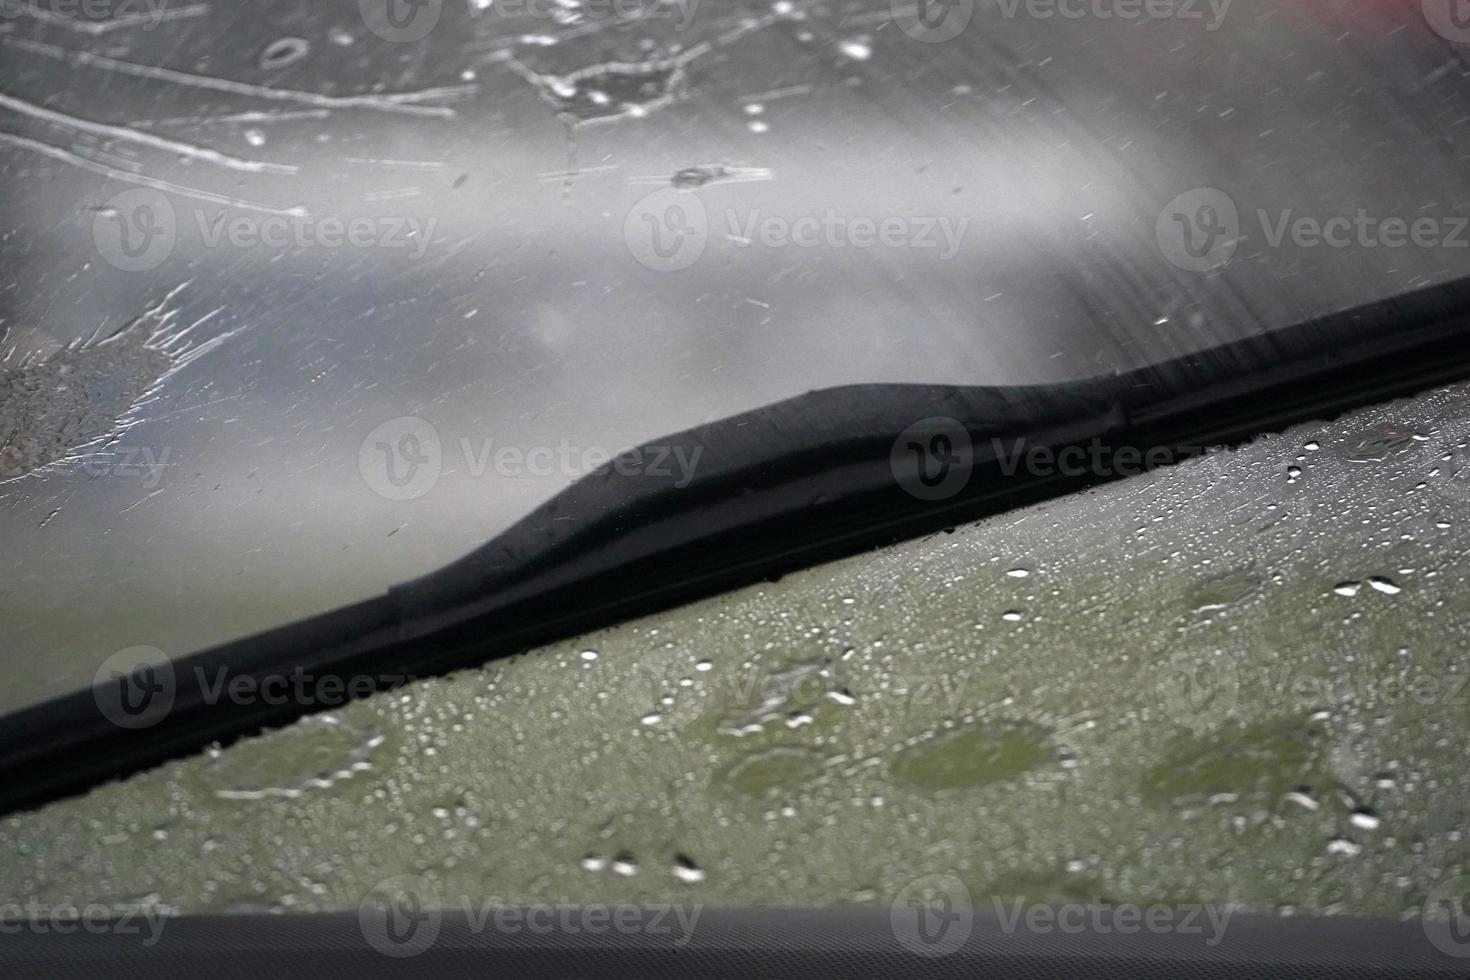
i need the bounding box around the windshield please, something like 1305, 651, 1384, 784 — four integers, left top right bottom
4, 0, 1470, 968
5, 376, 1470, 927
4, 0, 1470, 713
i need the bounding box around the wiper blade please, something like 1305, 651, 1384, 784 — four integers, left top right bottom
4, 277, 1470, 816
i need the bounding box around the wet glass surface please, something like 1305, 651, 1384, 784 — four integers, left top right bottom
3, 1, 1470, 710
5, 379, 1469, 917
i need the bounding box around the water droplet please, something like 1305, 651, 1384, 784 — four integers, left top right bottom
610, 853, 639, 877
259, 37, 310, 72
1283, 789, 1319, 811
580, 649, 599, 661
1191, 569, 1261, 612
1350, 809, 1381, 831
719, 746, 825, 798
838, 38, 872, 60
671, 854, 705, 883
1006, 568, 1030, 578
532, 62, 682, 124
1001, 610, 1023, 622
1343, 427, 1420, 463
1326, 837, 1362, 857
1332, 582, 1361, 597
1367, 577, 1401, 595
580, 853, 607, 872
893, 721, 1053, 791
205, 714, 384, 801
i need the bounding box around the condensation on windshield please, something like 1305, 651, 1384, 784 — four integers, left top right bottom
4, 379, 1469, 918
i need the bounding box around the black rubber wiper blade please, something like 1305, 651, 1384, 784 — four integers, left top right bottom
4, 277, 1470, 816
